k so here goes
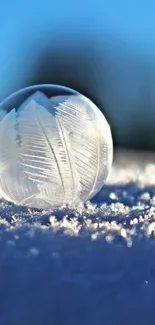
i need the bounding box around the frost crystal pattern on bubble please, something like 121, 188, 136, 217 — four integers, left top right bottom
0, 90, 113, 209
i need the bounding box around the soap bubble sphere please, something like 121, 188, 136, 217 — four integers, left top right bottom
0, 84, 113, 209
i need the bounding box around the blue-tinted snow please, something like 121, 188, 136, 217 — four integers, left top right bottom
0, 150, 155, 325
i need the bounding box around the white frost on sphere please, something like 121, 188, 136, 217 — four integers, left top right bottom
0, 90, 113, 209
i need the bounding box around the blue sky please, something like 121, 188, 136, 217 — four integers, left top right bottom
0, 0, 155, 148
0, 0, 154, 96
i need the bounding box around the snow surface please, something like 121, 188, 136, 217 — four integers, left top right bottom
1, 149, 155, 325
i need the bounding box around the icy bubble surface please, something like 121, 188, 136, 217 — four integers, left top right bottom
0, 87, 113, 209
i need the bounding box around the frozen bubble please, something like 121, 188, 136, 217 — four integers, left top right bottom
0, 84, 113, 209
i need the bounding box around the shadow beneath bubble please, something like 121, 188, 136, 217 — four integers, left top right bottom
92, 182, 155, 207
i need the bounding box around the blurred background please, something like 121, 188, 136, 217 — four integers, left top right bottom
0, 0, 155, 150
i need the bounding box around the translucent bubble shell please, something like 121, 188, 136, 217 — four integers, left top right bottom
0, 85, 113, 209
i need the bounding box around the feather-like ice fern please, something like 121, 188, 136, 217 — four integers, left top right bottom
0, 97, 81, 208
50, 94, 113, 201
